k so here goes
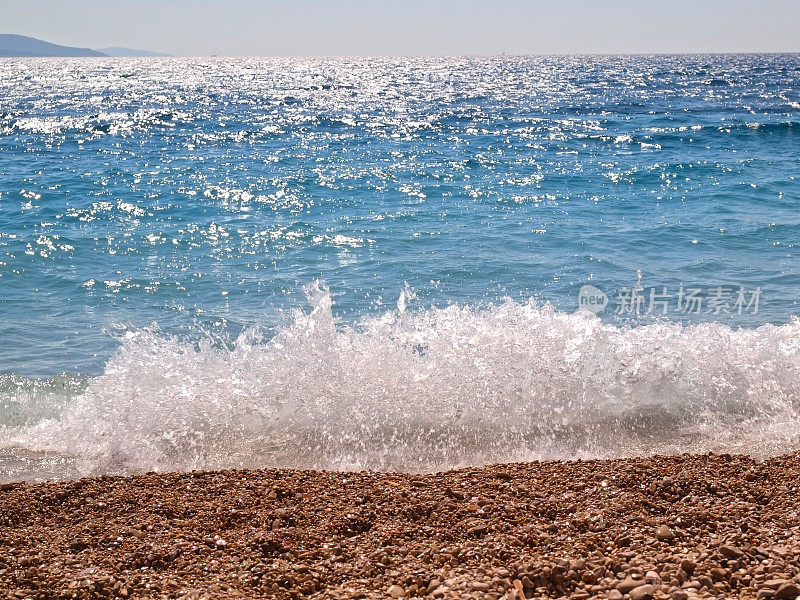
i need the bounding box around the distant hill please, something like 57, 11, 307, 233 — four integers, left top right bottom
0, 34, 107, 57
97, 47, 170, 57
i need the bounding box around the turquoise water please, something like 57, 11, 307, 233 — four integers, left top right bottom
1, 55, 799, 478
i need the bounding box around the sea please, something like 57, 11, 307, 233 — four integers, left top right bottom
1, 55, 799, 481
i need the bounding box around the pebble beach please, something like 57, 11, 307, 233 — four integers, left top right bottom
2, 451, 799, 600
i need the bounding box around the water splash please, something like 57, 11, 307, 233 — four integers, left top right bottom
1, 283, 799, 478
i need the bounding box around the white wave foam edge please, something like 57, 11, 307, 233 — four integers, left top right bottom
1, 281, 799, 477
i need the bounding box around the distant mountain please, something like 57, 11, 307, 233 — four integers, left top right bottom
0, 34, 106, 57
97, 47, 170, 57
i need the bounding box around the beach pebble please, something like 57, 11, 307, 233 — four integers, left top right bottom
774, 583, 800, 600
386, 584, 405, 598
617, 576, 647, 594
656, 524, 674, 541
426, 578, 440, 593
645, 570, 661, 584
680, 558, 696, 573
719, 544, 744, 559
629, 584, 657, 600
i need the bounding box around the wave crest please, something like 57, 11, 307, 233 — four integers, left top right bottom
2, 282, 800, 477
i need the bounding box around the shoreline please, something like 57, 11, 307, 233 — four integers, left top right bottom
1, 452, 799, 599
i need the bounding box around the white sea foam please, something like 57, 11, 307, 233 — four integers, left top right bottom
1, 282, 799, 478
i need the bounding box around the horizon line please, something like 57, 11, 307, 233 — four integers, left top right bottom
4, 51, 800, 59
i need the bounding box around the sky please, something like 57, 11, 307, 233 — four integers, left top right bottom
2, 0, 799, 56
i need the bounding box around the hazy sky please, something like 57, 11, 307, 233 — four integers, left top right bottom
2, 0, 799, 56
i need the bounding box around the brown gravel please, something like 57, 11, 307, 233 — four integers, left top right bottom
1, 452, 800, 600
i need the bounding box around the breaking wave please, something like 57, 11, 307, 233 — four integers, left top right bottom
1, 282, 799, 479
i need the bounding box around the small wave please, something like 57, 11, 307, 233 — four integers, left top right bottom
2, 109, 187, 137
722, 121, 799, 135
1, 282, 799, 478
0, 373, 88, 428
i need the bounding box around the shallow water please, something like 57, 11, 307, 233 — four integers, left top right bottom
1, 55, 799, 479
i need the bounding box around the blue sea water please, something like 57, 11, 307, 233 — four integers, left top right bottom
1, 55, 799, 479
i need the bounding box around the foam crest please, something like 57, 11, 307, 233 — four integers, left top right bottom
2, 282, 799, 477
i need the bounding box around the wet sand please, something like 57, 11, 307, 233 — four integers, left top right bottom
1, 452, 799, 599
